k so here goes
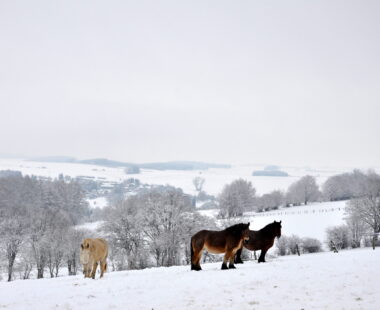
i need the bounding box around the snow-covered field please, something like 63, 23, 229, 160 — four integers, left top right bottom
1, 248, 378, 310
199, 201, 347, 246
0, 158, 353, 196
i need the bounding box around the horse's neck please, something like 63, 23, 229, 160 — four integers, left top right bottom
259, 226, 276, 239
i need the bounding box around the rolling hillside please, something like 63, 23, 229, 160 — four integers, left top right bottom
0, 248, 378, 310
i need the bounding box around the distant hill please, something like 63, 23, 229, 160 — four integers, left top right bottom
139, 161, 231, 170
29, 157, 230, 171
30, 156, 77, 163
252, 165, 289, 176
252, 170, 289, 177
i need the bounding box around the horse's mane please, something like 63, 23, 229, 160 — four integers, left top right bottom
224, 223, 249, 235
260, 221, 281, 235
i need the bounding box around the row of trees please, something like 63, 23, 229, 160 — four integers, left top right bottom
276, 235, 322, 256
326, 171, 380, 250
0, 175, 90, 281
217, 176, 320, 218
218, 170, 380, 217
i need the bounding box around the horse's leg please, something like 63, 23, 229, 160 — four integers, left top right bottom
235, 248, 244, 264
193, 249, 203, 271
222, 250, 232, 270
100, 260, 106, 278
84, 264, 90, 278
228, 252, 236, 269
91, 261, 98, 279
191, 238, 204, 271
258, 248, 267, 263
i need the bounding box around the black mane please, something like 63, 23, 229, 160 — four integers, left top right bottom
225, 223, 249, 235
260, 221, 282, 236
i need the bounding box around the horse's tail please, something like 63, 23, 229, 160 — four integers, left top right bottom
190, 238, 193, 262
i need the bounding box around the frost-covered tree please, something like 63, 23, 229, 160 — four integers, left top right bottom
256, 190, 285, 211
301, 238, 322, 253
218, 179, 256, 218
345, 172, 380, 248
322, 170, 371, 201
326, 225, 351, 250
193, 176, 205, 193
102, 186, 214, 269
0, 174, 90, 280
0, 218, 27, 281
65, 228, 90, 276
286, 175, 320, 206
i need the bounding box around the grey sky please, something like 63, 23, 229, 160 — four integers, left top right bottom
1, 0, 379, 168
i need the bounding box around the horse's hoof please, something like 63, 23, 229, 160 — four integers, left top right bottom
191, 265, 202, 271
235, 259, 244, 264
229, 264, 236, 269
221, 263, 228, 270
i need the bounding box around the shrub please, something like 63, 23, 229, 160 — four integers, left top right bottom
301, 237, 322, 253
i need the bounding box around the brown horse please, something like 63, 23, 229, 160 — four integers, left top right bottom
235, 220, 282, 263
80, 238, 108, 279
191, 223, 250, 270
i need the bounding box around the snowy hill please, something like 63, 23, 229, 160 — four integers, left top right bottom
199, 201, 347, 245
0, 248, 379, 310
0, 158, 352, 198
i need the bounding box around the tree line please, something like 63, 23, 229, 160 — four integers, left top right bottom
218, 170, 380, 250
1, 168, 379, 280
0, 175, 90, 281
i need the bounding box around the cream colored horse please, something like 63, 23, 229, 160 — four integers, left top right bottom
80, 238, 108, 279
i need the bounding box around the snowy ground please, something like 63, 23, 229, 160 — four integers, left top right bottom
0, 248, 378, 310
0, 158, 355, 196
199, 201, 347, 245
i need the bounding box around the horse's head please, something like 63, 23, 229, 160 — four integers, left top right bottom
273, 220, 282, 238
80, 238, 92, 264
242, 222, 250, 243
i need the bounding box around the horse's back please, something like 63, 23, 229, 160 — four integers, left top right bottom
93, 238, 108, 260
244, 230, 274, 251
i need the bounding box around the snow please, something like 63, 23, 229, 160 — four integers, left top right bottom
0, 158, 352, 196
87, 197, 108, 209
245, 201, 347, 242
0, 248, 379, 309
75, 221, 104, 232
199, 201, 347, 247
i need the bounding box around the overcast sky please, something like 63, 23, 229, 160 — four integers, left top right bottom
1, 0, 379, 168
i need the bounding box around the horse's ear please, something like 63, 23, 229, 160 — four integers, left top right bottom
80, 244, 84, 250
273, 220, 276, 223
86, 242, 90, 249
279, 220, 282, 224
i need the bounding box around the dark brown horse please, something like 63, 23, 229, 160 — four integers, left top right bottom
191, 223, 250, 270
235, 220, 282, 263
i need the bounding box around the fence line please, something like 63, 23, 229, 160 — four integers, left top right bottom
246, 207, 343, 218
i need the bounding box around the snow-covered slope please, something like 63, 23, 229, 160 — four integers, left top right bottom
0, 158, 351, 196
0, 248, 378, 310
199, 201, 347, 245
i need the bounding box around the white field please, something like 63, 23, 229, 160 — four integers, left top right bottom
0, 248, 379, 310
0, 158, 352, 198
199, 201, 347, 248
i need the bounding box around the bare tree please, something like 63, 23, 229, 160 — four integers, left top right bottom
0, 218, 27, 281
322, 170, 370, 201
193, 176, 205, 193
345, 172, 380, 249
256, 190, 285, 212
326, 225, 351, 250
218, 179, 256, 218
286, 175, 320, 206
